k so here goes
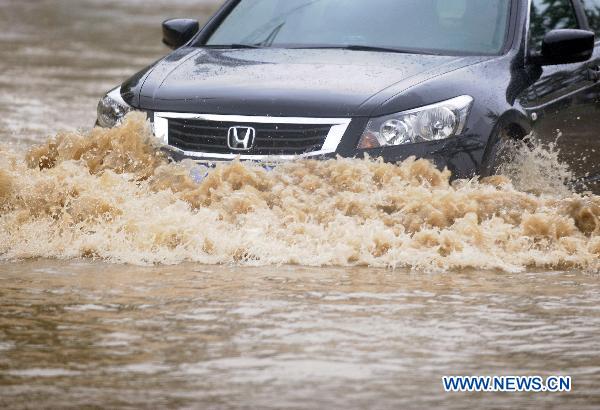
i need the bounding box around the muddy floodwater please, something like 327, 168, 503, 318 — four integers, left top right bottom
0, 0, 599, 409
1, 261, 599, 409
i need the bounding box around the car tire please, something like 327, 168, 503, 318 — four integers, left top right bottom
489, 130, 514, 175
481, 129, 513, 177
482, 124, 529, 177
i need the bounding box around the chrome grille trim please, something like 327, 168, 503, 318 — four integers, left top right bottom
153, 112, 351, 161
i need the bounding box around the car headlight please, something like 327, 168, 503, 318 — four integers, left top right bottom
96, 87, 133, 128
357, 95, 473, 149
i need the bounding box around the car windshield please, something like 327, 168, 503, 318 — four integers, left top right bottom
203, 0, 511, 55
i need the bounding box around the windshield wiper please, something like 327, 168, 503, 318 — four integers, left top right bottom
202, 44, 263, 49
290, 45, 435, 55
201, 44, 437, 55
344, 45, 419, 53
255, 23, 286, 47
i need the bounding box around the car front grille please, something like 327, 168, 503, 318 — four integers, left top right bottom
167, 118, 333, 156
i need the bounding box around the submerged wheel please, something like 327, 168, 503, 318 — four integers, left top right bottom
488, 131, 513, 175
483, 126, 525, 177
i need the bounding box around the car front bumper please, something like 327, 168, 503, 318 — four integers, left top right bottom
97, 110, 489, 179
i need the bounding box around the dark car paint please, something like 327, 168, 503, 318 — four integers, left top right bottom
119, 0, 600, 188
134, 48, 490, 118
520, 46, 600, 191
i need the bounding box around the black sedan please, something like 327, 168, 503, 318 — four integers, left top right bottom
97, 0, 600, 188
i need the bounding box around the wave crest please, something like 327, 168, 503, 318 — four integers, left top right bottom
0, 113, 597, 272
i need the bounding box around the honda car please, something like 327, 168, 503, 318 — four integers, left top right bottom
97, 0, 600, 189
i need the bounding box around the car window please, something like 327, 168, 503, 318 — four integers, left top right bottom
581, 0, 600, 36
530, 0, 579, 49
204, 0, 511, 55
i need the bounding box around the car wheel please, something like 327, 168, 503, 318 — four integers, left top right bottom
485, 123, 532, 175
481, 129, 515, 177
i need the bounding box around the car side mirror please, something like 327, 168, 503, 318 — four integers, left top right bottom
532, 29, 595, 66
162, 19, 200, 49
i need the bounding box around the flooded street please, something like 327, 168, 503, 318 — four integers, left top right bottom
0, 0, 218, 146
2, 261, 600, 409
0, 0, 599, 409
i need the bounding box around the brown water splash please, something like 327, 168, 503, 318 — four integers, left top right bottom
496, 136, 575, 196
26, 116, 164, 179
0, 169, 12, 209
0, 113, 597, 272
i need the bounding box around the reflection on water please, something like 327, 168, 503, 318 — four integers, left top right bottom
1, 261, 600, 409
1, 0, 600, 408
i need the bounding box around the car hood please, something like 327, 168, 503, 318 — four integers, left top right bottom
127, 47, 489, 117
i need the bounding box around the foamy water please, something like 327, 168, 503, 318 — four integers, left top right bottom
1, 114, 597, 272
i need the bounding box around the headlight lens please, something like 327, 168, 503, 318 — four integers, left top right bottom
357, 95, 473, 149
96, 87, 133, 128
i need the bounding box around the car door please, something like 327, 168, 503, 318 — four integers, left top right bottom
523, 0, 600, 189
577, 0, 600, 189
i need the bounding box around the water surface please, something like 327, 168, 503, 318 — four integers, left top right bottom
1, 261, 600, 409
